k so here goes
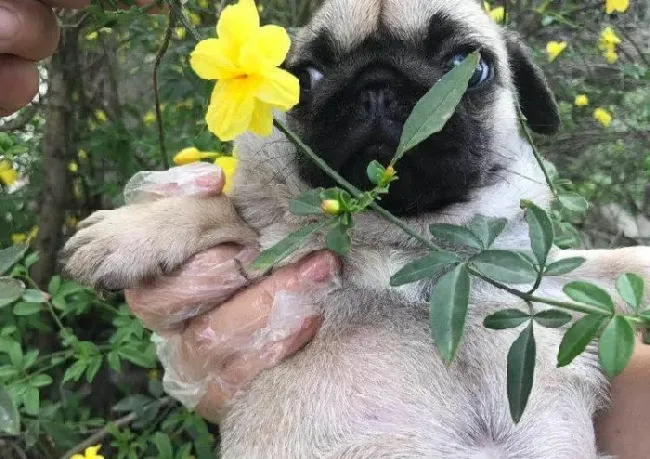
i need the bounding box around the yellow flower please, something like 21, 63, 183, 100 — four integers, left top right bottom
593, 107, 613, 127
604, 48, 619, 63
68, 162, 79, 173
198, 0, 209, 8
214, 155, 237, 195
143, 111, 157, 126
85, 31, 98, 41
574, 94, 589, 106
483, 3, 505, 23
599, 27, 622, 49
605, 0, 629, 14
0, 160, 18, 186
71, 445, 104, 459
173, 147, 221, 166
321, 199, 341, 215
78, 149, 88, 160
546, 41, 567, 62
189, 0, 300, 141
94, 109, 107, 123
175, 27, 186, 40
28, 226, 38, 240
11, 234, 27, 245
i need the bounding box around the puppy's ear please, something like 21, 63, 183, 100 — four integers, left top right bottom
505, 33, 561, 134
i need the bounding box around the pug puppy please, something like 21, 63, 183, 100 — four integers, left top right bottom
62, 0, 650, 457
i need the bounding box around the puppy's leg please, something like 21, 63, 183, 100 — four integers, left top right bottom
61, 196, 258, 290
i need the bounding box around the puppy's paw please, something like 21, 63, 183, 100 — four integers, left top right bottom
61, 196, 258, 290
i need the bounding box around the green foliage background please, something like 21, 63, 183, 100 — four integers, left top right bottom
0, 0, 648, 457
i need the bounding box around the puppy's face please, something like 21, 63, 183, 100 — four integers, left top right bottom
284, 0, 559, 217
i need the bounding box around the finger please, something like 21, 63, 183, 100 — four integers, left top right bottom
177, 251, 340, 382
123, 163, 225, 204
194, 315, 322, 423
0, 0, 60, 60
0, 55, 39, 117
126, 244, 258, 332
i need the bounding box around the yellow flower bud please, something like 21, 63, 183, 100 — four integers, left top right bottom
574, 94, 589, 107
321, 199, 341, 215
68, 162, 79, 173
173, 147, 203, 165
546, 41, 567, 62
11, 233, 27, 245
0, 160, 18, 186
214, 156, 237, 195
605, 0, 629, 15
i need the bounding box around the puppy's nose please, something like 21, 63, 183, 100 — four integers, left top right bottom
359, 87, 399, 121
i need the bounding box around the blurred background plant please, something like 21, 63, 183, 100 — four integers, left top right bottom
0, 0, 647, 457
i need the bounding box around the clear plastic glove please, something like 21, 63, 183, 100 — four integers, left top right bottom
124, 163, 338, 422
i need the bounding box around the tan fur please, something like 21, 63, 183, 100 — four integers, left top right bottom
61, 1, 646, 457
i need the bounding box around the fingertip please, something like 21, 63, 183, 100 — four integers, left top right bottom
297, 250, 341, 284
0, 56, 39, 116
193, 168, 225, 196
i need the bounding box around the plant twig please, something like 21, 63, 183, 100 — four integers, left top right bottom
59, 396, 173, 459
165, 0, 201, 42
273, 119, 442, 251
519, 115, 558, 197
153, 9, 176, 170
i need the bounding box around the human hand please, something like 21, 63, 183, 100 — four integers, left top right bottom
123, 163, 338, 422
0, 0, 162, 117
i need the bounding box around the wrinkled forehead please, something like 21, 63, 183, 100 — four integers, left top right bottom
295, 0, 506, 60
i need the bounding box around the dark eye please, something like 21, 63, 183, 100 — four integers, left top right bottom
297, 66, 325, 91
447, 53, 493, 87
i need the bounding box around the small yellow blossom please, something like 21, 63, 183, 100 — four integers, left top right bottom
11, 234, 27, 245
605, 0, 630, 14
214, 155, 237, 195
28, 226, 38, 240
143, 111, 157, 126
483, 3, 505, 23
175, 27, 186, 40
0, 160, 18, 186
85, 31, 99, 41
71, 445, 104, 459
593, 107, 613, 127
189, 0, 300, 140
94, 110, 107, 123
189, 12, 202, 26
173, 147, 221, 166
78, 149, 88, 160
321, 199, 341, 215
198, 0, 209, 8
598, 27, 622, 63
574, 94, 589, 106
546, 41, 567, 62
604, 47, 619, 63
68, 162, 79, 173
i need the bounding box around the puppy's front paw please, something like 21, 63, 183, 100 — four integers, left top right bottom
61, 196, 258, 290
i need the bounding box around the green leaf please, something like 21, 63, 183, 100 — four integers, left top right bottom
251, 222, 327, 272
0, 278, 25, 308
615, 273, 645, 313
471, 250, 538, 284
30, 374, 52, 388
107, 351, 121, 372
396, 51, 480, 159
118, 345, 156, 368
366, 160, 385, 185
326, 222, 351, 256
533, 309, 572, 328
152, 432, 173, 459
24, 252, 39, 269
113, 394, 153, 413
21, 289, 49, 303
557, 314, 609, 367
289, 189, 325, 215
544, 257, 585, 276
558, 193, 589, 213
598, 316, 636, 378
483, 309, 530, 330
24, 387, 39, 416
48, 276, 61, 296
13, 302, 41, 316
523, 202, 554, 265
429, 223, 483, 250
0, 245, 27, 276
429, 264, 471, 364
469, 215, 507, 249
390, 251, 460, 287
507, 321, 536, 423
563, 281, 615, 313
0, 384, 19, 435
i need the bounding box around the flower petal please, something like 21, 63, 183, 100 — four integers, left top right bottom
248, 101, 274, 137
206, 79, 257, 141
254, 67, 300, 110
214, 156, 238, 195
217, 0, 260, 46
190, 39, 241, 80
239, 25, 291, 72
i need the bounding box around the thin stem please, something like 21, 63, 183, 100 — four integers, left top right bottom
468, 266, 610, 317
153, 9, 176, 170
166, 0, 202, 42
519, 116, 558, 198
273, 119, 442, 251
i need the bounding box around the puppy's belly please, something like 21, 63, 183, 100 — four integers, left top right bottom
220, 296, 606, 459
